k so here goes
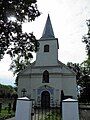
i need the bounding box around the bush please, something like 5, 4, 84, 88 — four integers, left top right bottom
0, 109, 15, 120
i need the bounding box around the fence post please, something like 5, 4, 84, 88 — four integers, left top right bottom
15, 97, 32, 120
62, 98, 79, 120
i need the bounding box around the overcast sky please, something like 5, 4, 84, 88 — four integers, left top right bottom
0, 0, 90, 86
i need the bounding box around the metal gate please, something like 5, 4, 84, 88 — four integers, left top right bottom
31, 106, 61, 120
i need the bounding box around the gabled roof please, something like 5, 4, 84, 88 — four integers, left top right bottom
58, 61, 76, 75
18, 60, 76, 76
41, 14, 55, 39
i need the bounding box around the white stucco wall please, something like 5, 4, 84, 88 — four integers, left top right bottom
18, 63, 77, 106
35, 39, 58, 66
30, 75, 62, 106
18, 76, 31, 98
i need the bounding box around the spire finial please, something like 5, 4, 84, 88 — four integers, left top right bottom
41, 14, 55, 39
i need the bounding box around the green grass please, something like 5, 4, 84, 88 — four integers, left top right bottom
43, 113, 61, 120
39, 111, 62, 120
0, 109, 15, 120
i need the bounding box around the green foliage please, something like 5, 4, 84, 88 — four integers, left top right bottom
82, 20, 90, 69
0, 109, 15, 120
0, 0, 40, 74
0, 84, 14, 92
81, 58, 90, 74
82, 20, 90, 56
79, 20, 90, 102
0, 99, 15, 119
67, 62, 82, 81
79, 75, 90, 103
67, 62, 90, 102
0, 84, 16, 98
40, 112, 61, 120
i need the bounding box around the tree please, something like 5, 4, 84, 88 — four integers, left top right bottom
0, 0, 40, 74
67, 62, 82, 84
82, 20, 90, 73
0, 84, 15, 98
79, 20, 90, 103
80, 74, 90, 103
67, 62, 90, 102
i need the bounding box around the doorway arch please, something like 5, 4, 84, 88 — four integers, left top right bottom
41, 91, 50, 108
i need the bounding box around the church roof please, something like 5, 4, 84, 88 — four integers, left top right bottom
41, 14, 55, 39
18, 60, 76, 76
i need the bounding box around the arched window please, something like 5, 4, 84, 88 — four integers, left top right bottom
44, 45, 49, 52
43, 70, 49, 83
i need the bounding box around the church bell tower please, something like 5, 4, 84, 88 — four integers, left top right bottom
35, 15, 59, 66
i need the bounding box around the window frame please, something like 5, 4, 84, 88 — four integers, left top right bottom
44, 45, 49, 52
42, 70, 49, 83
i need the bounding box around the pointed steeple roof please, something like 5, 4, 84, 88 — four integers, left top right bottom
41, 14, 55, 39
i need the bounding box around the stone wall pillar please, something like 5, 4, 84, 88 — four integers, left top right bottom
62, 98, 79, 120
15, 97, 32, 120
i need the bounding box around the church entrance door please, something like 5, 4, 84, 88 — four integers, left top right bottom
41, 91, 50, 108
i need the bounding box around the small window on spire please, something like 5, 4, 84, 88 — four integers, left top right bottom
44, 45, 49, 52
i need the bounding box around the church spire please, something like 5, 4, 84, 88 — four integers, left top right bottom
41, 14, 55, 39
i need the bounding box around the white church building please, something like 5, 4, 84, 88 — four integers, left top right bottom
17, 15, 78, 107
